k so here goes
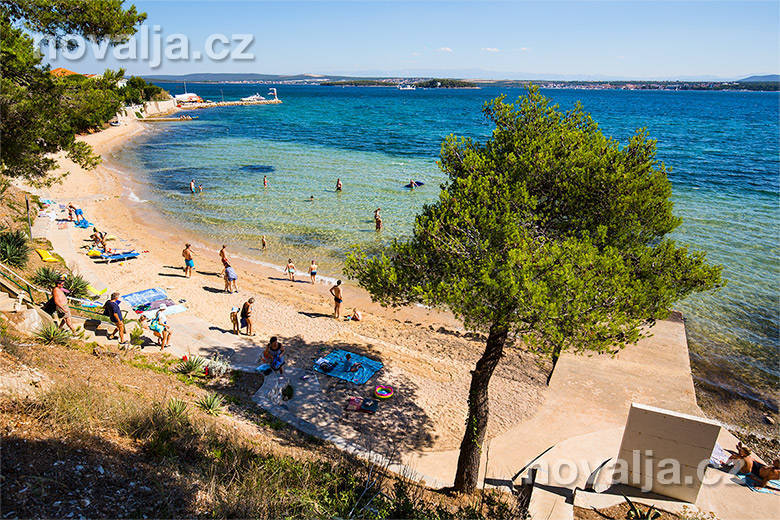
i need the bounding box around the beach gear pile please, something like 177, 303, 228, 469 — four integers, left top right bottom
312, 349, 392, 415
122, 288, 187, 319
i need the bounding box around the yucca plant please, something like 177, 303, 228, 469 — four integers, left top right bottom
34, 322, 71, 345
174, 355, 206, 374
196, 393, 224, 416
32, 266, 65, 288
0, 230, 30, 268
166, 398, 189, 422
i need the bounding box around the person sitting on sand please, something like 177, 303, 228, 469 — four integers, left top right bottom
308, 260, 318, 284
346, 308, 361, 321
230, 306, 240, 335
284, 259, 296, 282
727, 442, 758, 474
262, 336, 285, 375
241, 297, 255, 336
148, 304, 172, 350
335, 178, 342, 191
182, 243, 194, 278
330, 280, 343, 318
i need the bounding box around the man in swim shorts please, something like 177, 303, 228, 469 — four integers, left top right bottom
190, 179, 196, 193
52, 276, 77, 334
240, 297, 255, 336
330, 280, 343, 318
309, 260, 318, 284
182, 243, 194, 278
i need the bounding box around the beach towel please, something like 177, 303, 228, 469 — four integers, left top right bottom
122, 288, 168, 308
312, 349, 383, 385
75, 220, 93, 228
740, 476, 780, 495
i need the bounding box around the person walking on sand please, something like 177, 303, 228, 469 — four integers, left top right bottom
284, 259, 296, 282
52, 277, 78, 334
190, 179, 196, 193
104, 292, 126, 345
261, 236, 267, 250
330, 280, 343, 318
308, 260, 318, 284
263, 175, 268, 187
182, 243, 194, 278
335, 178, 342, 191
241, 297, 256, 336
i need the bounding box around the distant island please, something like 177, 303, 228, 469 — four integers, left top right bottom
143, 73, 780, 92
320, 78, 477, 88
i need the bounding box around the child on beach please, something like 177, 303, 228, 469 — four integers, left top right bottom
285, 259, 296, 282
230, 306, 240, 334
374, 208, 382, 231
330, 280, 343, 318
182, 243, 194, 278
308, 260, 318, 284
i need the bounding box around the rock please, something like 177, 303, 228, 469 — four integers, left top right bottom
96, 465, 104, 475
92, 346, 117, 358
764, 414, 775, 425
6, 308, 44, 334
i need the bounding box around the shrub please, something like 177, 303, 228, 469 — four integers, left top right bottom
32, 267, 91, 299
196, 393, 224, 416
166, 398, 189, 423
0, 230, 30, 268
129, 325, 145, 346
34, 322, 71, 345
32, 266, 64, 288
175, 355, 206, 374
204, 354, 230, 378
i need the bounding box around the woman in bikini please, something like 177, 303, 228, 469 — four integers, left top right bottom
284, 259, 296, 282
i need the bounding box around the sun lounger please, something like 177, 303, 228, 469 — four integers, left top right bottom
100, 251, 139, 262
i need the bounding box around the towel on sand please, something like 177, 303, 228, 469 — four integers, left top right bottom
312, 349, 382, 385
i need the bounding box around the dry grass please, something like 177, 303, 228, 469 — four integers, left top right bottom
1, 322, 527, 519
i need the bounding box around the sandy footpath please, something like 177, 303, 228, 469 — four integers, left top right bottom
24, 118, 549, 452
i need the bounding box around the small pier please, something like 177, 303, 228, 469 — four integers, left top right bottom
179, 99, 283, 110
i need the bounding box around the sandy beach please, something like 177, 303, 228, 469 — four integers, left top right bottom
25, 117, 550, 453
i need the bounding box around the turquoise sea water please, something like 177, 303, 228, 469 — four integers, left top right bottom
113, 84, 779, 404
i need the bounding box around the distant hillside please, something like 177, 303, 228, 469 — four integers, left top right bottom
739, 74, 780, 83
143, 73, 350, 83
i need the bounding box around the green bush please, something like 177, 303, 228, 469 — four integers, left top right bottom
34, 322, 71, 345
32, 266, 64, 288
0, 230, 30, 268
31, 267, 91, 299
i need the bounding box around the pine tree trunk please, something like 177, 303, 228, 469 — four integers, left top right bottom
453, 322, 508, 493
546, 344, 562, 385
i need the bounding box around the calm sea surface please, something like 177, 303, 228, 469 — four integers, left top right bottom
113, 84, 779, 404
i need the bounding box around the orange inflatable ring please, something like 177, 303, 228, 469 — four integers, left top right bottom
374, 385, 394, 399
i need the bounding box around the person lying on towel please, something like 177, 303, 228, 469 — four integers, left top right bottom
727, 443, 780, 488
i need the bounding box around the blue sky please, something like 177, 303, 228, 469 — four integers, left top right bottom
44, 1, 780, 80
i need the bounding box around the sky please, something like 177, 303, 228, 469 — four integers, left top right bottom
42, 0, 780, 80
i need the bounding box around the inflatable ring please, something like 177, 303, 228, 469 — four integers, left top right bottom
374, 385, 394, 399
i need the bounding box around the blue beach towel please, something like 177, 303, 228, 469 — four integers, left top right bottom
122, 288, 168, 308
101, 251, 139, 262
312, 349, 383, 385
741, 476, 780, 495
75, 220, 93, 228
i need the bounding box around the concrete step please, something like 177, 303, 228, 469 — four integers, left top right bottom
527, 483, 573, 520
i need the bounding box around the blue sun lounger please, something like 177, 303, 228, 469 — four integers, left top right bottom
101, 251, 139, 262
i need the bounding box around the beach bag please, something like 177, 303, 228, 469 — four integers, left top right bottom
42, 297, 56, 315
149, 318, 164, 333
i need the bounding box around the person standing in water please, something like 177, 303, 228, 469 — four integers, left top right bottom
330, 280, 343, 318
374, 208, 383, 231
261, 235, 267, 250
308, 260, 318, 284
190, 179, 196, 193
182, 243, 194, 278
284, 259, 296, 282
263, 175, 268, 187
335, 178, 342, 191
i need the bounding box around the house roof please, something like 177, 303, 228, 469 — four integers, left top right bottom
50, 67, 81, 77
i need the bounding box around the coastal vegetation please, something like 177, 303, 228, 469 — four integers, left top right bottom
414, 78, 477, 88
321, 79, 394, 86
346, 87, 723, 492
0, 0, 146, 184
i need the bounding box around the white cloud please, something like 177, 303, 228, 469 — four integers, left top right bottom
482, 47, 500, 53
438, 47, 453, 53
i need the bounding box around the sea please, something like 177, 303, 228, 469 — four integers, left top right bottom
112, 83, 779, 406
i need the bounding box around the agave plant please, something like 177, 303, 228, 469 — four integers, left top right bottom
32, 267, 91, 299
196, 393, 224, 416
624, 495, 661, 520
64, 273, 90, 299
166, 398, 189, 422
174, 355, 206, 374
0, 230, 30, 268
32, 266, 65, 289
34, 322, 71, 345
